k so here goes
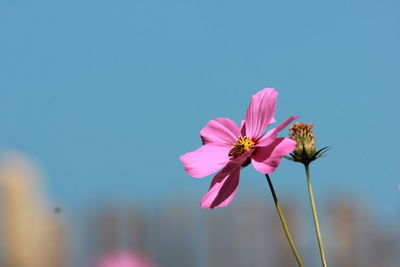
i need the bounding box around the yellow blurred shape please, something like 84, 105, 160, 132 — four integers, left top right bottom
0, 153, 65, 267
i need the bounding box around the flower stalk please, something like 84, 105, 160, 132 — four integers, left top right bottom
286, 122, 329, 267
265, 174, 304, 267
305, 164, 327, 267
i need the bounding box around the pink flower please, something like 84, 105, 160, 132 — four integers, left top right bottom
95, 252, 156, 267
180, 88, 298, 209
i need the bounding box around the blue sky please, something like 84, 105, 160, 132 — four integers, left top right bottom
0, 0, 399, 218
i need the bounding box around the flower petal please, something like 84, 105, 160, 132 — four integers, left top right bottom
256, 115, 299, 147
251, 137, 296, 174
244, 88, 278, 139
180, 144, 230, 178
239, 120, 246, 136
200, 118, 241, 145
240, 117, 275, 138
200, 161, 242, 209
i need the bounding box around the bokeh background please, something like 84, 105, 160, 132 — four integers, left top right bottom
0, 0, 399, 266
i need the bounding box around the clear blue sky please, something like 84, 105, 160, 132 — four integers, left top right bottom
1, 0, 399, 218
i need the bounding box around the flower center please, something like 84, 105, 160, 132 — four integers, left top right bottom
228, 136, 255, 158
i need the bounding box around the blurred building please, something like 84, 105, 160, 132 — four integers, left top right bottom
0, 154, 66, 267
206, 200, 277, 267
326, 200, 360, 267
150, 200, 198, 267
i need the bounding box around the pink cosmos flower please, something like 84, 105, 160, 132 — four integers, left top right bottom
180, 88, 298, 209
95, 252, 156, 267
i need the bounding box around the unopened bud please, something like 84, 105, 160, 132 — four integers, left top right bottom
287, 122, 329, 165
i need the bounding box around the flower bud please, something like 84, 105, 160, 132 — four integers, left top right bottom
287, 122, 329, 165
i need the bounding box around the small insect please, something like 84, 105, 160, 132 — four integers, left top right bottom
228, 145, 245, 158
54, 207, 62, 214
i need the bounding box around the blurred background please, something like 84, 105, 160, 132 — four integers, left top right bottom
0, 0, 399, 266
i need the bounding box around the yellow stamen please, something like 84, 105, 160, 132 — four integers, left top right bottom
228, 136, 255, 158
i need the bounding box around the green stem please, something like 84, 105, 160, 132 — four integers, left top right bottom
305, 164, 328, 267
265, 174, 304, 267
